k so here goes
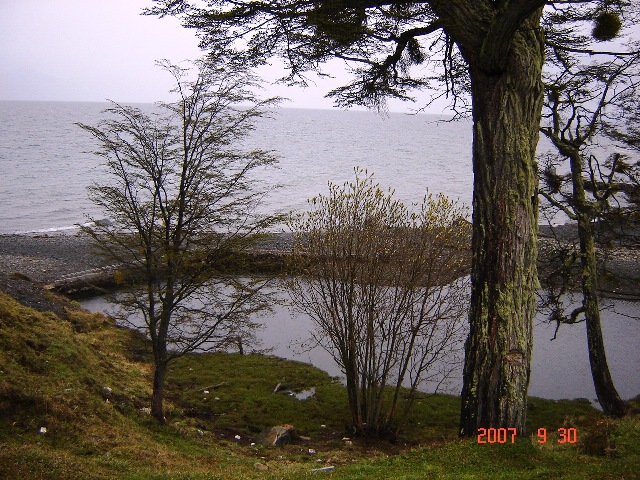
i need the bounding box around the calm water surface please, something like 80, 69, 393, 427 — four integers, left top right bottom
81, 289, 640, 406
0, 101, 474, 233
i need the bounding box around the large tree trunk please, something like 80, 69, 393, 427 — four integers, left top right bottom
458, 18, 544, 437
569, 154, 629, 417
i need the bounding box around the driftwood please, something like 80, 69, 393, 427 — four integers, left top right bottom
198, 382, 228, 392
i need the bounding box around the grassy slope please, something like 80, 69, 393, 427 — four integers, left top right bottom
0, 290, 638, 479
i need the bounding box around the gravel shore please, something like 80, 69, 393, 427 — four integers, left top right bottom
0, 233, 106, 283
0, 232, 296, 282
0, 228, 638, 300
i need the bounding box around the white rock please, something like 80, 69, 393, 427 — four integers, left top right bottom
234, 435, 241, 441
39, 427, 47, 434
310, 466, 335, 473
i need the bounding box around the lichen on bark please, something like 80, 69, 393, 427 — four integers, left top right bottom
458, 7, 544, 436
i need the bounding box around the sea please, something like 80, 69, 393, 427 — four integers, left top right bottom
1, 100, 639, 404
0, 100, 475, 235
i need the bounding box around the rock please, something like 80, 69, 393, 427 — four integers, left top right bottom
254, 462, 269, 471
39, 427, 47, 434
310, 466, 335, 473
257, 424, 296, 446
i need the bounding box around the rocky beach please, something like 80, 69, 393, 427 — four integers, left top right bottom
0, 227, 638, 304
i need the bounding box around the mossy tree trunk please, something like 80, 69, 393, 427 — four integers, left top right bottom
452, 8, 545, 437
568, 151, 629, 417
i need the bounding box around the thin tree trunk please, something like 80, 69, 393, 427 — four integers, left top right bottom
459, 24, 544, 436
151, 359, 168, 423
570, 154, 629, 417
151, 303, 171, 424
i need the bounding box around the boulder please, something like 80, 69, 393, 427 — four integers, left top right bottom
256, 424, 296, 446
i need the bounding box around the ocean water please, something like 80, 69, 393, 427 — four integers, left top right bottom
0, 100, 474, 234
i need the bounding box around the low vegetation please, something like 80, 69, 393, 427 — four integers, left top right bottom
0, 288, 638, 479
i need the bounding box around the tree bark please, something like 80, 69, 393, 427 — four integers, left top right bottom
152, 308, 170, 423
458, 13, 544, 437
151, 359, 168, 423
569, 153, 629, 417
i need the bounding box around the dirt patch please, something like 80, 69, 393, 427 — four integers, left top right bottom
0, 273, 75, 317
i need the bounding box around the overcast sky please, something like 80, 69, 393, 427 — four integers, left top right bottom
2, 1, 638, 113
0, 0, 439, 112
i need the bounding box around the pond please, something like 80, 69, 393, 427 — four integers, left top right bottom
80, 289, 640, 408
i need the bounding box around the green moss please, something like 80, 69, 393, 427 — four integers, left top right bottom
0, 289, 638, 479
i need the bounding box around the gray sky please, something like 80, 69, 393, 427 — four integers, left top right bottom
2, 1, 637, 113
0, 0, 439, 112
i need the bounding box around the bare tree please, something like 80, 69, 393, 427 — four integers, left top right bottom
77, 59, 281, 423
287, 170, 470, 437
538, 49, 640, 416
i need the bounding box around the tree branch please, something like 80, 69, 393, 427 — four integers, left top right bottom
479, 0, 546, 73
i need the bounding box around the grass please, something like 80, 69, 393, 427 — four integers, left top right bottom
0, 289, 638, 479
